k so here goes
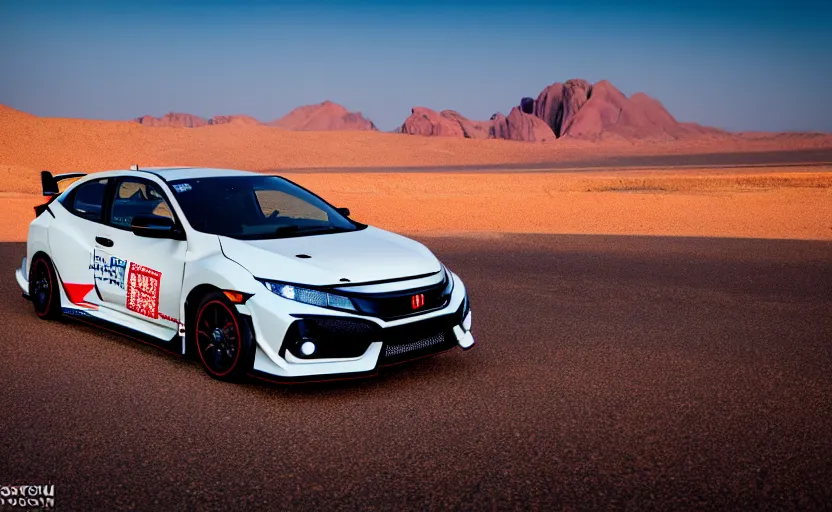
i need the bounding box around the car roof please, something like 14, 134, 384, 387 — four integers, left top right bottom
136, 167, 262, 181
80, 167, 267, 182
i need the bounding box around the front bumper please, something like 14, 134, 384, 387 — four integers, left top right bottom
244, 272, 474, 382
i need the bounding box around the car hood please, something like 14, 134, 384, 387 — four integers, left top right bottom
219, 226, 441, 287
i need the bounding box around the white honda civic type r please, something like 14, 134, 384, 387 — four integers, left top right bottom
16, 167, 473, 382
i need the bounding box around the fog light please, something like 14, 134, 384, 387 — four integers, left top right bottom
300, 341, 316, 356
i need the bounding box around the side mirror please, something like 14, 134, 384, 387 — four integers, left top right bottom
131, 214, 184, 240
336, 207, 350, 217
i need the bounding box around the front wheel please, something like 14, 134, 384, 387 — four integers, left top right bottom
193, 292, 255, 382
29, 254, 62, 320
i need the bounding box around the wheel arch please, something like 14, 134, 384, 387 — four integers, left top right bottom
179, 253, 259, 321
28, 250, 58, 284
30, 249, 52, 262
26, 210, 54, 272
179, 253, 260, 356
184, 284, 221, 322
27, 247, 53, 278
28, 250, 63, 319
186, 286, 257, 381
182, 283, 221, 356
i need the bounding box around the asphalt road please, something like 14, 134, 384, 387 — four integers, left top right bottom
1, 234, 831, 511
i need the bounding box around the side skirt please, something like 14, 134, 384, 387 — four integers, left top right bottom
61, 307, 183, 358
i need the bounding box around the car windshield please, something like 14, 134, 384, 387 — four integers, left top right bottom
167, 175, 363, 240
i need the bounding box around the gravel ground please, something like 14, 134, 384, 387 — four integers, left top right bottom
1, 234, 831, 511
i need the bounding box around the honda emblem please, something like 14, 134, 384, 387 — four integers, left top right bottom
411, 293, 425, 310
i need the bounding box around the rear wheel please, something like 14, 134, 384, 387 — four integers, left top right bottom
29, 254, 62, 320
193, 291, 255, 382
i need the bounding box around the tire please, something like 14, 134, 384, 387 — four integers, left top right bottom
193, 291, 255, 382
29, 254, 62, 320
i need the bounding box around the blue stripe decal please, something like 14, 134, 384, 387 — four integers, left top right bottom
62, 307, 93, 319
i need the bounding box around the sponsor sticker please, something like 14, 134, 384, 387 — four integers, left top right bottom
126, 263, 162, 319
90, 250, 127, 290
172, 183, 192, 193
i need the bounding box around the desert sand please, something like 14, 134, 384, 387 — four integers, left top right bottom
3, 105, 832, 173
255, 170, 832, 241
2, 169, 830, 243
1, 105, 830, 243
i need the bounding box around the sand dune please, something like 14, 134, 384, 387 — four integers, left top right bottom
283, 171, 832, 240
2, 169, 830, 243
1, 105, 831, 176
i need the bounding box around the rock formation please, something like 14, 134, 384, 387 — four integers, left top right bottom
489, 108, 556, 142
440, 110, 492, 139
134, 113, 209, 128
268, 101, 377, 131
134, 101, 378, 131
398, 78, 725, 142
208, 115, 261, 126
400, 107, 466, 137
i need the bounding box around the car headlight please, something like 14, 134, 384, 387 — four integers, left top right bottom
260, 280, 357, 312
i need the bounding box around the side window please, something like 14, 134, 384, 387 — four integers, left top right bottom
110, 179, 174, 229
66, 178, 108, 222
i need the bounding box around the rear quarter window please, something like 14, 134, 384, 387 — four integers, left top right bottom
62, 178, 109, 222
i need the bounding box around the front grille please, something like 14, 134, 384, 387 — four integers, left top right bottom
384, 332, 445, 358
346, 273, 453, 321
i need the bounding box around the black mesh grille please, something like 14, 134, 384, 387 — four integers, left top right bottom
384, 332, 445, 358
307, 317, 378, 336
377, 300, 465, 364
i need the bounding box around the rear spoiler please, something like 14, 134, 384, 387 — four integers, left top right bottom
41, 170, 86, 196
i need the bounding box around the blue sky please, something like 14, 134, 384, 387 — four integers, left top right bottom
1, 0, 830, 132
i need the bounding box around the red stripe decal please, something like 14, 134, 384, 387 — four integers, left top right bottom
158, 312, 180, 324
62, 283, 97, 309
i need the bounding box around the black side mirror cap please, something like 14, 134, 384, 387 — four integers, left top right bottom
130, 214, 185, 240
336, 207, 350, 217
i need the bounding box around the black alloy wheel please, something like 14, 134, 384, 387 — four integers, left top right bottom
29, 255, 61, 320
194, 292, 255, 381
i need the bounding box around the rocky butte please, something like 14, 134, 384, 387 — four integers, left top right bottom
399, 78, 724, 142
268, 101, 377, 131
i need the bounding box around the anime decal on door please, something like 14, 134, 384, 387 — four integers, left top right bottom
89, 249, 176, 324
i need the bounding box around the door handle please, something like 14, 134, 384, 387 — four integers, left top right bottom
95, 236, 114, 247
